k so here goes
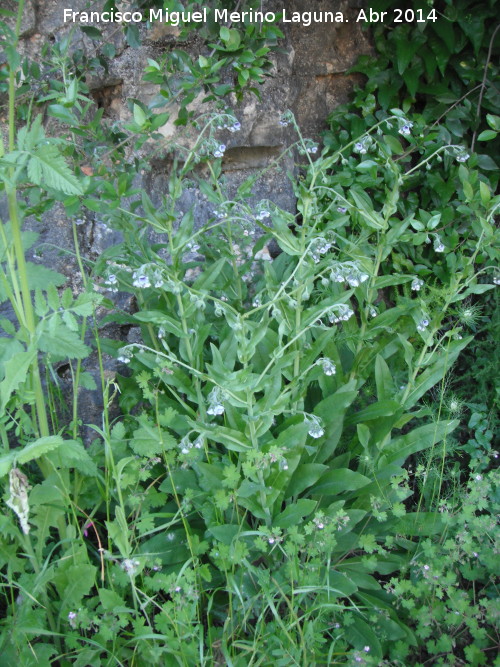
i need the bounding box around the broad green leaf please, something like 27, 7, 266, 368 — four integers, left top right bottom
294, 570, 357, 598
476, 154, 498, 170
385, 420, 459, 465
199, 424, 252, 452
133, 103, 147, 127
346, 616, 382, 657
274, 499, 317, 528
315, 380, 358, 462
160, 469, 199, 495
396, 28, 424, 74
345, 399, 401, 425
486, 114, 500, 131
285, 463, 328, 498
46, 439, 98, 476
450, 284, 494, 303
134, 311, 185, 337
375, 355, 394, 401
47, 104, 78, 124
208, 524, 240, 545
195, 462, 224, 492
0, 452, 14, 477
139, 529, 191, 565
477, 129, 497, 141
311, 469, 371, 497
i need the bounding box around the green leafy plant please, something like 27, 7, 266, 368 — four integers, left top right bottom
0, 2, 499, 665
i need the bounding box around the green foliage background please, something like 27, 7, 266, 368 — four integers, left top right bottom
0, 1, 498, 665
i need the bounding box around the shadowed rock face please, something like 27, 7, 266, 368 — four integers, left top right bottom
2, 0, 371, 439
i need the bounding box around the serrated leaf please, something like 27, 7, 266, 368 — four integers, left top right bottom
47, 439, 98, 476
16, 436, 65, 464
27, 157, 42, 184
25, 263, 66, 292
131, 421, 176, 456
30, 144, 83, 195
62, 310, 78, 331
0, 345, 36, 413
78, 371, 97, 391
47, 283, 60, 311
38, 320, 91, 360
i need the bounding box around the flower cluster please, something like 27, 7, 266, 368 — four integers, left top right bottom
117, 347, 133, 364
279, 110, 294, 127
304, 414, 325, 439
317, 357, 336, 376
417, 318, 429, 332
207, 386, 226, 416
189, 292, 206, 310
213, 143, 226, 158
454, 146, 470, 162
328, 304, 355, 324
255, 201, 271, 221
329, 263, 369, 287
398, 119, 414, 136
104, 272, 119, 292
299, 138, 319, 155
68, 611, 78, 628
313, 513, 327, 530
200, 138, 227, 159
309, 236, 332, 262
179, 435, 204, 455
121, 558, 140, 576
215, 112, 241, 133
433, 235, 445, 253
353, 135, 372, 155
132, 264, 165, 289
213, 206, 227, 219
411, 277, 424, 291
